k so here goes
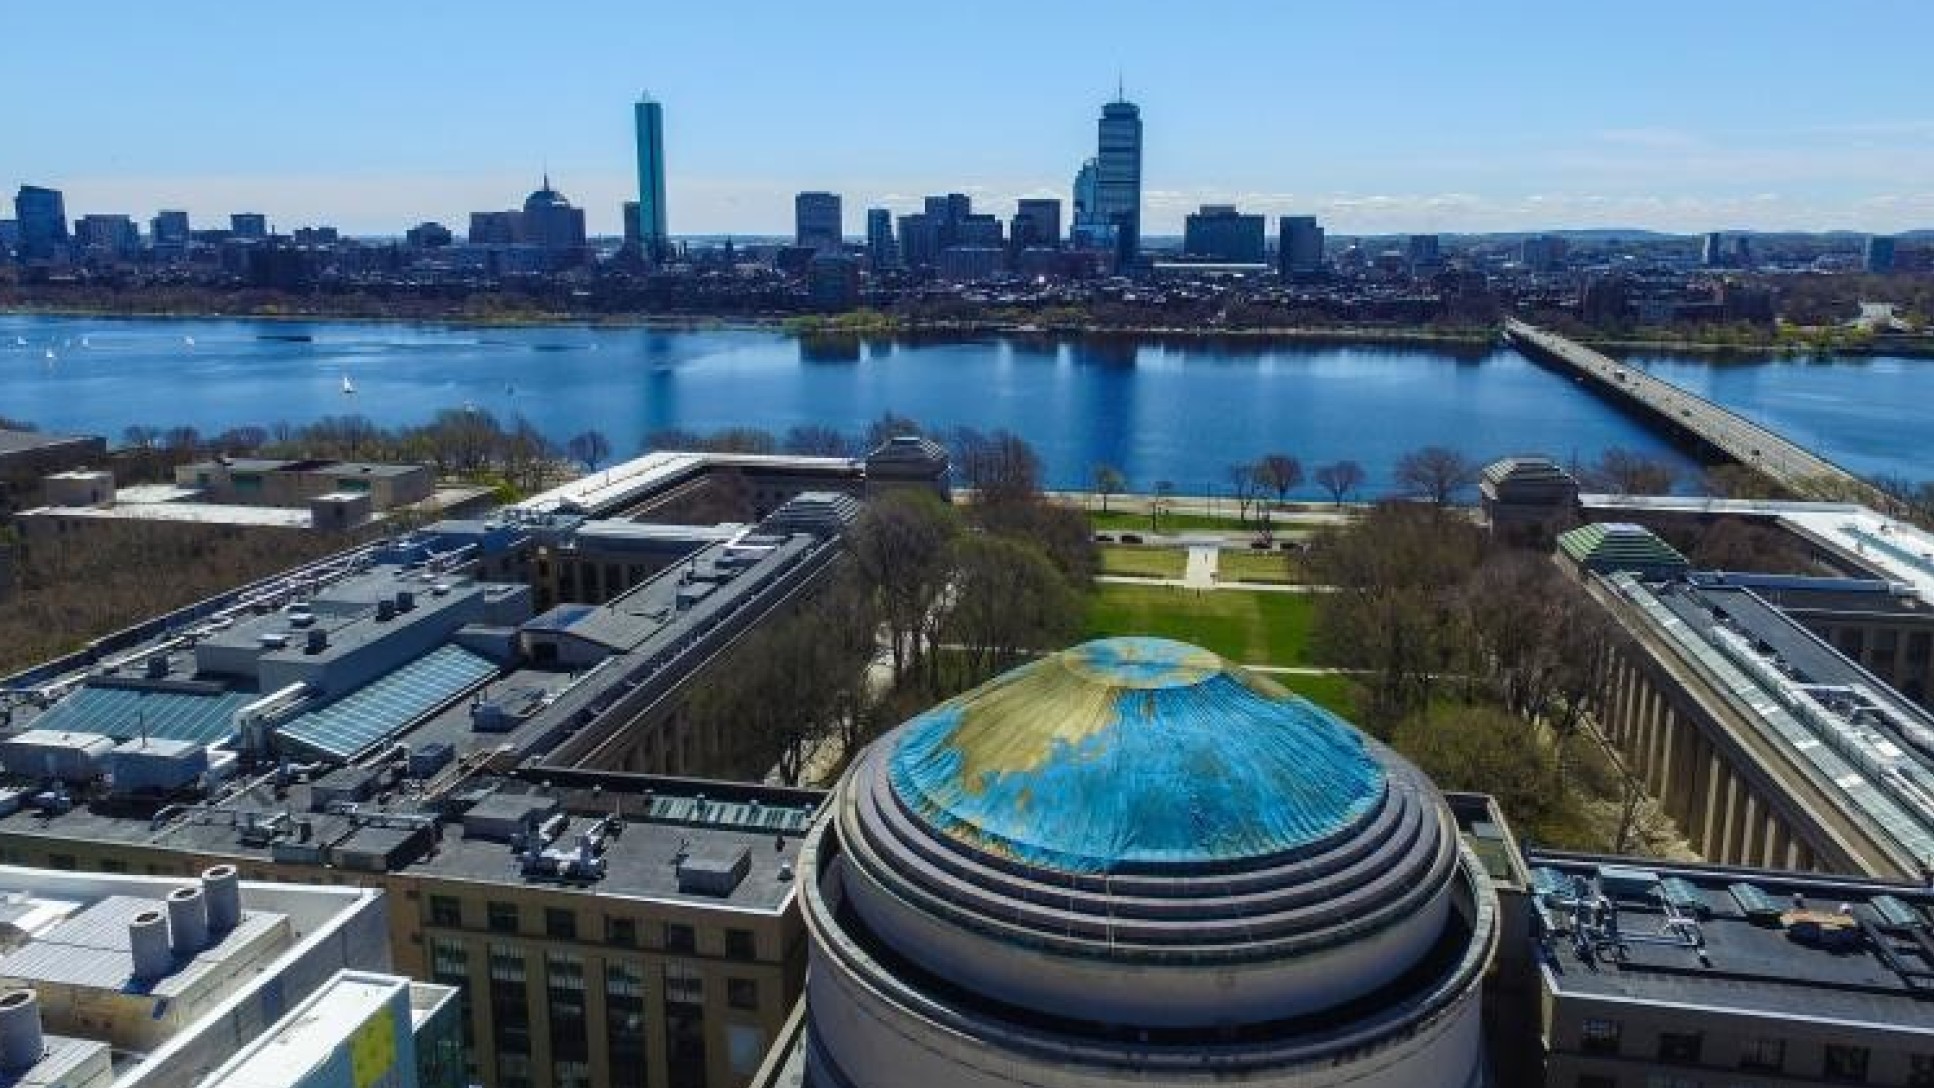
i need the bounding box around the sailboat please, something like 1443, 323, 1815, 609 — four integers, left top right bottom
183, 335, 196, 347
341, 372, 357, 395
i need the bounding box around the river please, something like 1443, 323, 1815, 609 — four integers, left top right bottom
1, 314, 1925, 496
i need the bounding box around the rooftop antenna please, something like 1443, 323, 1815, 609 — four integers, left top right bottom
1116, 71, 1124, 102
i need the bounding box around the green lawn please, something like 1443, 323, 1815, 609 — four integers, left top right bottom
1098, 545, 1187, 579
1089, 509, 1255, 533
1083, 583, 1315, 668
1272, 672, 1364, 720
1215, 548, 1302, 584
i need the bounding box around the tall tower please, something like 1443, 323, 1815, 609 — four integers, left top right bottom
633, 95, 668, 260
1095, 90, 1142, 261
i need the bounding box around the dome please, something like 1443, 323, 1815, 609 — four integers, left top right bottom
887, 637, 1384, 874
801, 637, 1499, 1087
523, 177, 571, 213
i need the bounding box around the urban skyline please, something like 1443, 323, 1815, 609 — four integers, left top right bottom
10, 1, 1934, 237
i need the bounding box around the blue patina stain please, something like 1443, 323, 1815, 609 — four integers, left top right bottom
886, 638, 1385, 874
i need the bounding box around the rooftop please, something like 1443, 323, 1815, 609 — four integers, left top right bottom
0, 429, 97, 457
1529, 850, 1934, 1031
1559, 521, 1689, 576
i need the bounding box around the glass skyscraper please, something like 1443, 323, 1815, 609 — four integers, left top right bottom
633, 95, 668, 259
1095, 96, 1142, 260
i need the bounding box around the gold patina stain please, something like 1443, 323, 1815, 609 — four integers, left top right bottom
933, 641, 1231, 793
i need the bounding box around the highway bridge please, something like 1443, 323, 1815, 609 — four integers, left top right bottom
1504, 319, 1885, 505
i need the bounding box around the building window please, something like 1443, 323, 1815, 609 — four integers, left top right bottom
1657, 1031, 1702, 1065
488, 946, 531, 1061
608, 961, 648, 1083
430, 895, 462, 927
665, 963, 706, 1088
548, 954, 589, 1065
664, 962, 704, 1006
727, 1023, 768, 1079
47, 855, 75, 871
546, 907, 577, 941
727, 978, 758, 1011
1579, 1018, 1621, 1056
1740, 1036, 1784, 1073
496, 1053, 533, 1088
663, 922, 696, 954
487, 901, 519, 934
606, 916, 638, 947
553, 1060, 591, 1088
1909, 1054, 1934, 1088
725, 928, 756, 961
1824, 1044, 1870, 1083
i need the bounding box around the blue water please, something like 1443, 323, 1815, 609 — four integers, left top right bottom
1, 314, 1925, 495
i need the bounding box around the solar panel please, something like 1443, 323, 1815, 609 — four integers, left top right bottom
30, 687, 253, 746
274, 645, 497, 761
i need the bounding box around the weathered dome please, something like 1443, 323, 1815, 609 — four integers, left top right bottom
888, 637, 1385, 874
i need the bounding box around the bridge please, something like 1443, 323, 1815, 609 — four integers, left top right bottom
1503, 318, 1885, 505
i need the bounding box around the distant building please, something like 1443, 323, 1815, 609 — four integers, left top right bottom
230, 213, 268, 239
865, 207, 896, 269
1478, 456, 1579, 546
954, 213, 1003, 248
518, 177, 584, 266
1701, 230, 1725, 267
936, 245, 1004, 282
467, 210, 520, 245
1095, 95, 1143, 259
634, 94, 669, 259
405, 221, 453, 248
13, 185, 68, 260
1866, 234, 1897, 274
1519, 233, 1568, 273
1731, 234, 1755, 269
291, 226, 339, 246
73, 213, 140, 260
1182, 204, 1265, 263
795, 191, 843, 253
1010, 198, 1062, 251
896, 213, 941, 269
1579, 275, 1632, 325
1071, 157, 1101, 245
807, 251, 861, 309
1408, 233, 1443, 274
151, 209, 191, 246
1277, 215, 1325, 277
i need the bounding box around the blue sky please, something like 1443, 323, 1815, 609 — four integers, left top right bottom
11, 0, 1932, 236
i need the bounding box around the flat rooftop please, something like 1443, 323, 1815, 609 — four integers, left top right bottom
0, 429, 97, 457
1529, 851, 1934, 1032
21, 502, 314, 528
1608, 572, 1934, 872
515, 450, 856, 518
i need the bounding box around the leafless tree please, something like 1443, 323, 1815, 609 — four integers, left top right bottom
1255, 453, 1304, 508
1093, 463, 1125, 513
1314, 460, 1366, 507
1393, 445, 1477, 505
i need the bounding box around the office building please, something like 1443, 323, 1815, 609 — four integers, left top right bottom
1868, 234, 1898, 274
801, 637, 1498, 1087
407, 221, 454, 248
1010, 197, 1061, 250
807, 251, 861, 308
521, 176, 589, 266
231, 213, 268, 239
794, 191, 843, 253
1701, 230, 1725, 267
1408, 233, 1443, 274
1520, 233, 1569, 273
864, 207, 895, 269
1182, 204, 1265, 263
895, 213, 939, 269
151, 209, 191, 246
0, 863, 459, 1088
72, 214, 140, 260
634, 94, 669, 258
1095, 94, 1143, 258
13, 185, 69, 260
1527, 850, 1934, 1088
1277, 214, 1324, 277
1070, 157, 1100, 245
936, 246, 1003, 282
468, 210, 521, 245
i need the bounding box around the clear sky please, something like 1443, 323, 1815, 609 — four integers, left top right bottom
10, 0, 1932, 237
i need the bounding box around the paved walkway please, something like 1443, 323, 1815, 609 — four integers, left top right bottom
1183, 545, 1218, 589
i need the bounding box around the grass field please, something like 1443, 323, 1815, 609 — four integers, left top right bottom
1271, 672, 1363, 720
1215, 548, 1302, 584
1098, 545, 1188, 579
1089, 509, 1255, 533
1083, 583, 1315, 668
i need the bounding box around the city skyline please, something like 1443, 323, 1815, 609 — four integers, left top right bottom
10, 1, 1934, 237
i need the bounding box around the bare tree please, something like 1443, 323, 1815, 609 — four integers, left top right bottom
1255, 453, 1304, 508
1151, 480, 1176, 532
1314, 460, 1366, 507
848, 490, 961, 680
1588, 447, 1678, 496
1226, 462, 1262, 525
783, 424, 855, 457
864, 411, 923, 448
1393, 445, 1477, 505
1093, 463, 1125, 513
944, 535, 1083, 685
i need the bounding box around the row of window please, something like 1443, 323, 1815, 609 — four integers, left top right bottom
1579, 1018, 1934, 1084
428, 895, 760, 959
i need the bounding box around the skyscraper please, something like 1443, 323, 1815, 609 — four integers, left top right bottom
866, 208, 897, 269
795, 192, 843, 252
1095, 92, 1143, 260
1701, 231, 1725, 267
634, 94, 668, 259
1071, 158, 1100, 245
1867, 235, 1898, 274
1012, 198, 1062, 250
1183, 205, 1264, 263
1278, 215, 1325, 277
230, 213, 268, 239
13, 185, 68, 261
151, 209, 191, 246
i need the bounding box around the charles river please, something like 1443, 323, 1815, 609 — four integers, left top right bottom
2, 313, 1927, 496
